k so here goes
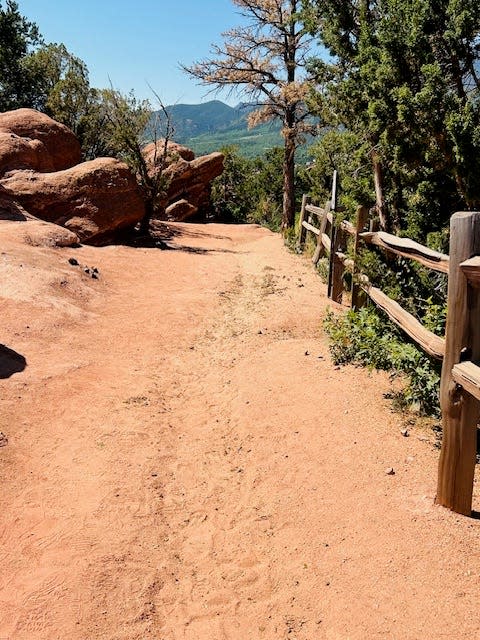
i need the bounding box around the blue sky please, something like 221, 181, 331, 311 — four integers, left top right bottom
19, 0, 247, 106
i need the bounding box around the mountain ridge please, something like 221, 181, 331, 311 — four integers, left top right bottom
154, 100, 283, 158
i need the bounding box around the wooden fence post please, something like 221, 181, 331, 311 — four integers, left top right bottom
327, 213, 336, 299
437, 211, 480, 515
329, 223, 346, 303
312, 199, 331, 265
331, 169, 338, 211
297, 194, 310, 251
351, 206, 369, 309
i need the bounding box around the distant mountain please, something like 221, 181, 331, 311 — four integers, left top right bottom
160, 100, 249, 139
153, 100, 283, 158
151, 99, 317, 160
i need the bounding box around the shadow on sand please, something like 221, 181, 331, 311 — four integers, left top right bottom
0, 345, 27, 379
118, 222, 242, 255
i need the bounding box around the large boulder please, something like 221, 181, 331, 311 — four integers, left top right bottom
0, 131, 57, 175
143, 140, 195, 164
0, 158, 145, 244
165, 199, 198, 222
0, 218, 79, 248
144, 141, 224, 222
0, 109, 81, 173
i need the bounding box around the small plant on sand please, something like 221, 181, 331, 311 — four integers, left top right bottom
323, 306, 441, 417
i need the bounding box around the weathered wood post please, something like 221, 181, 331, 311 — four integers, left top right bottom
331, 169, 338, 211
327, 213, 336, 299
437, 212, 480, 515
297, 194, 309, 251
328, 220, 346, 303
312, 199, 331, 265
351, 205, 369, 310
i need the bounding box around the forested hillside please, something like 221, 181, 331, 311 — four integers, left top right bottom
156, 100, 283, 158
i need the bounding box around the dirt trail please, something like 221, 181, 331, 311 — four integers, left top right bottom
1, 221, 480, 640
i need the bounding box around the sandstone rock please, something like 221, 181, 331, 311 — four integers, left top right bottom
165, 199, 198, 222
0, 158, 145, 244
189, 152, 225, 184
164, 158, 195, 201
0, 131, 56, 175
0, 219, 79, 247
165, 152, 224, 205
0, 109, 81, 172
143, 141, 224, 222
143, 140, 195, 164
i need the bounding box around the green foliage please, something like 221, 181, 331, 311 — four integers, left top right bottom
0, 0, 42, 110
23, 42, 109, 156
184, 123, 284, 160
211, 146, 253, 223
211, 145, 286, 230
305, 0, 480, 237
323, 306, 441, 416
356, 246, 447, 334
154, 100, 290, 159
303, 129, 374, 215
0, 6, 112, 159
99, 89, 152, 162
283, 225, 298, 251
98, 88, 172, 230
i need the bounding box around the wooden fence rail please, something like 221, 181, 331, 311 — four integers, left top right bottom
297, 196, 480, 516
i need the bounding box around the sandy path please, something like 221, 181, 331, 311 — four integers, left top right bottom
1, 221, 480, 639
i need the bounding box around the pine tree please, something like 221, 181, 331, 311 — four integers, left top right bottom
305, 0, 480, 237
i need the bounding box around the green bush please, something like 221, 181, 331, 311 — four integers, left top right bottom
323, 306, 441, 417
211, 145, 307, 232
356, 246, 447, 335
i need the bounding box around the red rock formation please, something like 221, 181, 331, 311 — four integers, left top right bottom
1, 218, 79, 247
0, 158, 145, 244
165, 199, 198, 222
0, 131, 57, 175
144, 141, 224, 222
0, 109, 81, 172
143, 140, 195, 164
0, 109, 223, 242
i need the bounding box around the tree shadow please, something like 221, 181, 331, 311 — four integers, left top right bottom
159, 243, 240, 255
115, 222, 241, 254
0, 345, 27, 378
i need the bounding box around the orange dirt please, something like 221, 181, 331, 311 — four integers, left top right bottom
1, 221, 479, 640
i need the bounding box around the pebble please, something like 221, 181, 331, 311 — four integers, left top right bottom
401, 428, 409, 437
0, 432, 8, 447
385, 467, 395, 475
68, 257, 79, 266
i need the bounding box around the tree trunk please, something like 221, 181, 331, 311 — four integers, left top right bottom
372, 151, 391, 231
282, 12, 297, 232
139, 199, 154, 235
282, 132, 296, 230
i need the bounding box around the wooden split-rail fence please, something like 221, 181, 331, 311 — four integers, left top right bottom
297, 175, 480, 516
